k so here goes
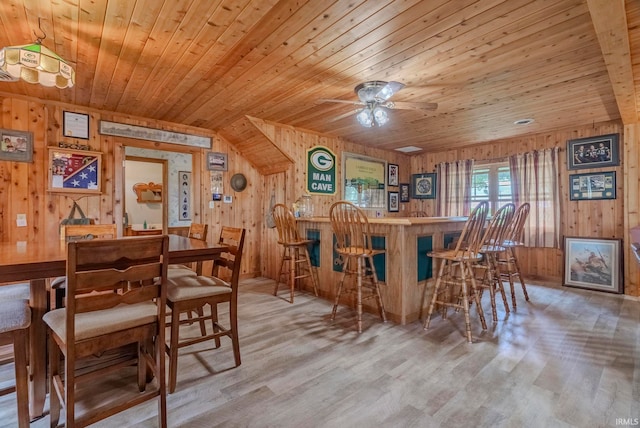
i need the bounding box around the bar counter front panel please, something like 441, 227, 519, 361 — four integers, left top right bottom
297, 216, 468, 325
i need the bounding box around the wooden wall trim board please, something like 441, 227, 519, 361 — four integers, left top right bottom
0, 92, 637, 296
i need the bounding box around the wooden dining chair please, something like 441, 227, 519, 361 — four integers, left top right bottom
498, 202, 531, 308
272, 203, 319, 303
329, 201, 386, 333
473, 203, 515, 322
43, 235, 169, 427
168, 223, 209, 276
423, 201, 489, 343
51, 223, 118, 309
165, 226, 245, 393
0, 299, 31, 428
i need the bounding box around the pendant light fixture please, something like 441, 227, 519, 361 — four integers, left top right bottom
0, 18, 75, 89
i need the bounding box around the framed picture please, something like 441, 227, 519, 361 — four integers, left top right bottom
388, 191, 399, 212
387, 163, 399, 186
567, 133, 619, 170
48, 147, 102, 194
411, 173, 437, 199
569, 171, 616, 200
399, 183, 410, 202
0, 128, 33, 162
563, 236, 622, 294
207, 152, 228, 171
63, 111, 90, 140
179, 171, 191, 221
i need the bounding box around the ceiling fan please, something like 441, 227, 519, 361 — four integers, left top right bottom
319, 80, 437, 127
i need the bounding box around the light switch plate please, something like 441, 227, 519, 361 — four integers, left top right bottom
16, 213, 27, 227
209, 200, 215, 208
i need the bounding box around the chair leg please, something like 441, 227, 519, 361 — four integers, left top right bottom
13, 330, 29, 428
49, 336, 61, 428
331, 259, 348, 321
168, 305, 181, 394
229, 302, 241, 367
289, 248, 297, 303
274, 246, 288, 297
211, 304, 221, 348
491, 254, 510, 315
511, 247, 530, 302
303, 247, 319, 297
424, 258, 447, 329
467, 262, 487, 331
355, 258, 364, 333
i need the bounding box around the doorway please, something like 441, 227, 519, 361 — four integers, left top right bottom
124, 156, 167, 234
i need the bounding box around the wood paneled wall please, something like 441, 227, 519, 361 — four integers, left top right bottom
2, 93, 636, 296
0, 95, 262, 278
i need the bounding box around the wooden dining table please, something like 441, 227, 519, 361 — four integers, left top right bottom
0, 234, 227, 420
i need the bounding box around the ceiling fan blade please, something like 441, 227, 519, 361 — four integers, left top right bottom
318, 98, 364, 106
329, 110, 360, 123
375, 81, 405, 101
388, 101, 438, 111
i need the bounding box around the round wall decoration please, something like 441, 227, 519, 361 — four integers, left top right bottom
230, 173, 247, 192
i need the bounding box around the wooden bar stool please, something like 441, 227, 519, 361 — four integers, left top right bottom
424, 201, 488, 343
329, 201, 386, 333
272, 204, 319, 303
498, 203, 531, 309
0, 299, 31, 428
473, 203, 515, 322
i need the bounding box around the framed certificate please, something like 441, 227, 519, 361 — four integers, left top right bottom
63, 111, 90, 140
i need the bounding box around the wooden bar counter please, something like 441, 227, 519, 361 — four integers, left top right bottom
297, 216, 468, 325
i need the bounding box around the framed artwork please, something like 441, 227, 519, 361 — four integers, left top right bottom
0, 128, 33, 163
99, 120, 211, 148
342, 152, 386, 209
388, 191, 399, 212
567, 133, 619, 170
563, 236, 622, 294
387, 163, 399, 186
179, 171, 191, 221
63, 111, 90, 140
399, 183, 410, 202
207, 152, 228, 171
569, 171, 616, 200
48, 147, 102, 194
411, 173, 437, 199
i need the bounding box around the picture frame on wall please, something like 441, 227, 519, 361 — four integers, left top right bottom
207, 152, 228, 171
411, 173, 437, 199
566, 133, 619, 170
179, 171, 191, 221
48, 147, 102, 194
63, 111, 90, 140
388, 191, 399, 212
563, 236, 622, 294
399, 183, 410, 202
0, 128, 33, 163
569, 171, 616, 201
387, 163, 399, 186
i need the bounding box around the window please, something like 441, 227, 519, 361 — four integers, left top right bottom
471, 162, 512, 214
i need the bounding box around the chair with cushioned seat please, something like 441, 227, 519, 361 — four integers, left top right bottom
0, 299, 31, 428
44, 235, 168, 427
165, 226, 245, 393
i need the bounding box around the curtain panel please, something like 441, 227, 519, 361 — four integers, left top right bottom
509, 147, 560, 248
436, 159, 475, 216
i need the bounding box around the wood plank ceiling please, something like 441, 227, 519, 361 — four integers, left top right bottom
0, 0, 638, 155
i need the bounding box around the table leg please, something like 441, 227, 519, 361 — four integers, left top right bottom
29, 279, 46, 419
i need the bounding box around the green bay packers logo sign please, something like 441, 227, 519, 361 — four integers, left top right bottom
307, 146, 336, 195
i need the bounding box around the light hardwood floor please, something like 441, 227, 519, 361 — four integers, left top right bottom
1, 277, 639, 427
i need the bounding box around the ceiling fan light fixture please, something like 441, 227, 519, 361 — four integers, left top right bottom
372, 106, 389, 126
356, 108, 374, 127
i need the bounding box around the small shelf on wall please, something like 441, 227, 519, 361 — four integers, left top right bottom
133, 182, 163, 203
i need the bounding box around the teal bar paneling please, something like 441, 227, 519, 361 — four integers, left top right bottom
417, 235, 433, 281
332, 234, 386, 283
444, 232, 461, 250
306, 229, 320, 267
